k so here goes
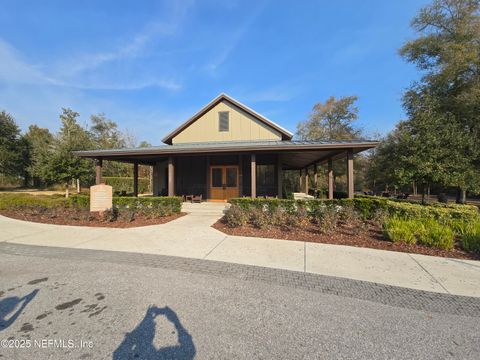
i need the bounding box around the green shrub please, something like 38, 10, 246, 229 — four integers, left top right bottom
383, 218, 417, 244
0, 193, 67, 209
229, 196, 480, 224
113, 196, 182, 216
250, 207, 270, 229
461, 222, 480, 254
103, 177, 150, 195
224, 205, 249, 227
416, 219, 454, 250
314, 205, 339, 234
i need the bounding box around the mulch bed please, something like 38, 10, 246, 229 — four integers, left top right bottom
0, 209, 186, 228
213, 218, 479, 260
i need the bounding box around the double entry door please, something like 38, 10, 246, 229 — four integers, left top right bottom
210, 166, 239, 201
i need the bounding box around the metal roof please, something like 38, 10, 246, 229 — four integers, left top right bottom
74, 139, 379, 158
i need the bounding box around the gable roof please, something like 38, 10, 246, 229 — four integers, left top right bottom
162, 93, 293, 144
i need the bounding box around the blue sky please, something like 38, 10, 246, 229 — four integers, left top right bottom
0, 0, 428, 145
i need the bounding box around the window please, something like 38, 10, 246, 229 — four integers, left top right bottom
219, 111, 229, 132
256, 165, 275, 186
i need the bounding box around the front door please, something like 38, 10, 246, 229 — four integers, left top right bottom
210, 166, 239, 201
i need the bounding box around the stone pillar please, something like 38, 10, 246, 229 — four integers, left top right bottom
168, 156, 175, 197
133, 162, 139, 197
347, 149, 354, 199
328, 158, 334, 200
95, 158, 102, 185
251, 154, 256, 198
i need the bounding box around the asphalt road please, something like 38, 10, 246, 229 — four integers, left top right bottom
1, 244, 479, 359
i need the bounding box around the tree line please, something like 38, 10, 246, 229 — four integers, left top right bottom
296, 0, 480, 203
0, 108, 150, 191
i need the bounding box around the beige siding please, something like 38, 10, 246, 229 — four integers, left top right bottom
172, 100, 282, 144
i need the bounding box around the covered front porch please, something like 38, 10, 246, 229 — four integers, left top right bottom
83, 141, 377, 201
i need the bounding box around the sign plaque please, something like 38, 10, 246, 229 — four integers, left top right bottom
90, 184, 113, 212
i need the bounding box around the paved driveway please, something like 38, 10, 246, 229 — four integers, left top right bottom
1, 245, 479, 359
1, 203, 480, 297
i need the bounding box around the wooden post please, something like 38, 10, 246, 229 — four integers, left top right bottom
168, 156, 175, 197
206, 156, 210, 200
133, 162, 139, 197
304, 168, 309, 194
238, 155, 243, 197
277, 155, 283, 198
95, 158, 102, 185
347, 149, 354, 199
328, 158, 334, 200
299, 169, 303, 192
313, 163, 318, 195
251, 154, 256, 198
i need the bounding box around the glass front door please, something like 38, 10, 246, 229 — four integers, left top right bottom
210, 166, 239, 201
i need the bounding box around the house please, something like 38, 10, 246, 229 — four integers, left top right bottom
74, 93, 378, 201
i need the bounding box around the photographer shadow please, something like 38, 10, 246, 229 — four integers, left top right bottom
0, 289, 39, 331
113, 306, 196, 360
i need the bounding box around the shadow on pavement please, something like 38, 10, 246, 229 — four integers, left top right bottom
0, 289, 39, 331
113, 305, 196, 359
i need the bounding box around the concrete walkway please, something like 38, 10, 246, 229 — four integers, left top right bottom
1, 202, 479, 297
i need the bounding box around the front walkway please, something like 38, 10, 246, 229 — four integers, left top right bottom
1, 202, 479, 297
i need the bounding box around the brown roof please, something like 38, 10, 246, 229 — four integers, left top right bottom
161, 93, 294, 144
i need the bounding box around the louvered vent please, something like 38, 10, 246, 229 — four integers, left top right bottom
219, 111, 229, 132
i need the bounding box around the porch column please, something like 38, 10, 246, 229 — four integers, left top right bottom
299, 169, 303, 191
347, 149, 354, 199
238, 155, 243, 197
168, 156, 175, 197
95, 158, 102, 185
277, 155, 283, 198
251, 154, 256, 198
133, 162, 139, 197
304, 168, 309, 194
206, 156, 210, 200
313, 163, 318, 194
328, 158, 334, 200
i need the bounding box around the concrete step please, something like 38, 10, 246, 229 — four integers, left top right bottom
181, 202, 229, 215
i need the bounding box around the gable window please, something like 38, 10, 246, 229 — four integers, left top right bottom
218, 111, 229, 132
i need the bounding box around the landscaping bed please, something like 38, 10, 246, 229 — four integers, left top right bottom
214, 196, 480, 260
213, 218, 476, 260
0, 208, 186, 228
0, 193, 184, 228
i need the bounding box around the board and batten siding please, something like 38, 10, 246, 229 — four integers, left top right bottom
171, 100, 282, 144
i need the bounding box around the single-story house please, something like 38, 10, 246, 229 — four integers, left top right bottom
75, 93, 378, 201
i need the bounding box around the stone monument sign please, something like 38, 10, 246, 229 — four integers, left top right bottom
90, 184, 113, 212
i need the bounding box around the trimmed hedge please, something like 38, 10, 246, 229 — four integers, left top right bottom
0, 193, 68, 209
103, 177, 150, 195
69, 194, 182, 215
0, 193, 182, 217
229, 197, 480, 224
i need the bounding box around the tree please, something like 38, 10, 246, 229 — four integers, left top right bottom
45, 108, 93, 196
23, 125, 54, 187
90, 113, 130, 177
297, 96, 362, 141
399, 0, 480, 202
0, 111, 30, 183
296, 96, 367, 192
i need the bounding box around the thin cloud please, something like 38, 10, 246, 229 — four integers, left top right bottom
60, 1, 195, 76
206, 0, 267, 72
